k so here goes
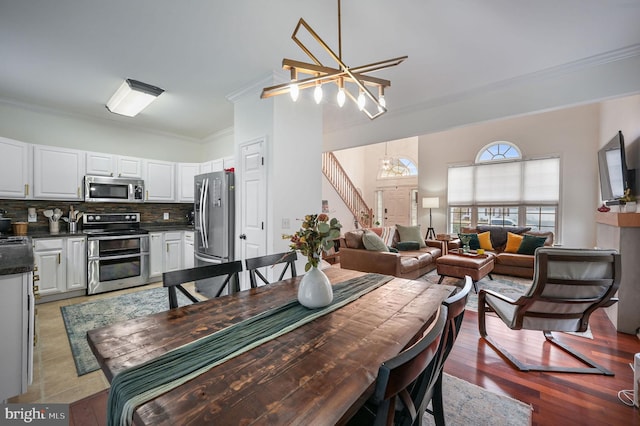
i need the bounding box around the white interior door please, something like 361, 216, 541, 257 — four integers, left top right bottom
382, 188, 411, 226
240, 139, 267, 288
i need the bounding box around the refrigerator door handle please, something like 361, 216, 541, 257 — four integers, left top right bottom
195, 252, 223, 264
201, 178, 210, 249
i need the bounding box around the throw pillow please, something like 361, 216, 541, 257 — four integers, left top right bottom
476, 225, 531, 249
388, 246, 399, 253
459, 233, 480, 250
395, 224, 426, 248
344, 230, 366, 249
504, 232, 524, 253
477, 231, 494, 250
396, 241, 421, 251
517, 234, 547, 255
362, 230, 389, 252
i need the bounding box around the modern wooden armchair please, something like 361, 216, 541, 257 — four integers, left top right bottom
478, 247, 621, 375
163, 261, 243, 309
245, 251, 297, 288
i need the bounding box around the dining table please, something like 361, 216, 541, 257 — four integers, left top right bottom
87, 267, 456, 425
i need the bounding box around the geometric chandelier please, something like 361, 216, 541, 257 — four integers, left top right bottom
261, 0, 407, 120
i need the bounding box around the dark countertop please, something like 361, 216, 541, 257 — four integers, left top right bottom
0, 236, 34, 275
23, 224, 195, 239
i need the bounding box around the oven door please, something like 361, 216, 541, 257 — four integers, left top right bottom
87, 235, 149, 295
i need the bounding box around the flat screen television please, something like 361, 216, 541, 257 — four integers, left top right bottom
597, 130, 634, 204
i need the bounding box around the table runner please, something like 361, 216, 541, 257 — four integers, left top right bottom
107, 272, 394, 426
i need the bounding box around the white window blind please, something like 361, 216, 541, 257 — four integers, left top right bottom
448, 157, 559, 204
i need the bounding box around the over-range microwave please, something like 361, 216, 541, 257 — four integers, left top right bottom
84, 176, 144, 203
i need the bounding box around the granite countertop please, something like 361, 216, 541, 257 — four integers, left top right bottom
22, 223, 195, 239
0, 237, 34, 275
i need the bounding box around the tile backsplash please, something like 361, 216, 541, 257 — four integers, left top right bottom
0, 199, 192, 232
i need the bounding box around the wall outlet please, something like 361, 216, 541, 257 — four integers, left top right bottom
163, 212, 169, 220
282, 218, 290, 229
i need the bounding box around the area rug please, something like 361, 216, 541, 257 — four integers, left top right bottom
61, 287, 192, 376
422, 271, 593, 339
422, 373, 532, 426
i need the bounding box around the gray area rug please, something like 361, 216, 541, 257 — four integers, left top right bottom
61, 287, 192, 376
422, 271, 593, 339
423, 373, 532, 426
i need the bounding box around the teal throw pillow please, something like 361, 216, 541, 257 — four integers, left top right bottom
362, 230, 389, 252
458, 233, 480, 250
396, 241, 421, 251
388, 246, 399, 253
516, 234, 547, 255
395, 224, 426, 248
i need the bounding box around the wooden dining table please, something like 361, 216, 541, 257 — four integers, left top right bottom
87, 267, 455, 425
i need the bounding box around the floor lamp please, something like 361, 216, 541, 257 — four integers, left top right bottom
422, 197, 439, 240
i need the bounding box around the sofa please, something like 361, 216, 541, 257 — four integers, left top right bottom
338, 226, 443, 279
456, 225, 554, 278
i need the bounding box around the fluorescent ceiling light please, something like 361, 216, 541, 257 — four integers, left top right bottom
106, 79, 164, 117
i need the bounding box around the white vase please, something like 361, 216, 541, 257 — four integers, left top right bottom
297, 266, 333, 309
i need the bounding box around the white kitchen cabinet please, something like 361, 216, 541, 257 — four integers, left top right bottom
149, 232, 164, 279
144, 159, 175, 202
201, 158, 223, 174
177, 163, 200, 202
33, 239, 66, 297
164, 232, 183, 273
85, 151, 117, 176
0, 272, 33, 401
66, 237, 86, 291
0, 137, 32, 199
33, 145, 85, 200
223, 156, 235, 170
183, 231, 194, 269
116, 155, 143, 178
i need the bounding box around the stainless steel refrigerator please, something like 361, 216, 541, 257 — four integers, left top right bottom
194, 170, 235, 298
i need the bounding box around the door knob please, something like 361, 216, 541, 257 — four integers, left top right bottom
239, 234, 247, 240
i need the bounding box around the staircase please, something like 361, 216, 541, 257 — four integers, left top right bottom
322, 152, 373, 228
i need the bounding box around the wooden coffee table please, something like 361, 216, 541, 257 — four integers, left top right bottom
436, 250, 495, 292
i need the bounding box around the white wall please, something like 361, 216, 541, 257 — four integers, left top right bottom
417, 103, 601, 248
0, 101, 205, 162
202, 127, 235, 160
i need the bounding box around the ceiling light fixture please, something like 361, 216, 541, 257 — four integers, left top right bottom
106, 79, 164, 117
260, 0, 407, 119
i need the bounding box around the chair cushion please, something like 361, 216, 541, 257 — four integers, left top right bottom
517, 234, 547, 255
504, 232, 524, 253
396, 224, 426, 248
362, 230, 390, 252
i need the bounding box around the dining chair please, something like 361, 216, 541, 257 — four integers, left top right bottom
347, 306, 448, 426
245, 251, 297, 288
424, 276, 473, 426
163, 261, 243, 309
478, 247, 621, 375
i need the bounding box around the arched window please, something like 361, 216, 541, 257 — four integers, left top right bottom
379, 157, 418, 178
475, 141, 521, 163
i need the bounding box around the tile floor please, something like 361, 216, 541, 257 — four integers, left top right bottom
8, 281, 185, 405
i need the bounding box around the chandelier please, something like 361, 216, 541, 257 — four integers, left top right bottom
260, 0, 407, 119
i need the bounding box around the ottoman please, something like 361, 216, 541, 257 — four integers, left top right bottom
436, 253, 495, 292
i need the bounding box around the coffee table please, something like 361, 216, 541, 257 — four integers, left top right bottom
436, 250, 495, 292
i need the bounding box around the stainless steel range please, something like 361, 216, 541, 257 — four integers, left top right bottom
84, 212, 149, 295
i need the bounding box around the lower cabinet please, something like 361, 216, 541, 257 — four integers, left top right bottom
183, 231, 194, 269
33, 236, 87, 302
149, 231, 185, 280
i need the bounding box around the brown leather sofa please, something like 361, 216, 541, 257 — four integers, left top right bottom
457, 225, 554, 278
338, 227, 443, 279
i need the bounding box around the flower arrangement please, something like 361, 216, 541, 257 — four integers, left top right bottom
283, 213, 342, 272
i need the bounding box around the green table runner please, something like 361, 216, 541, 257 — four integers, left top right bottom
107, 273, 394, 426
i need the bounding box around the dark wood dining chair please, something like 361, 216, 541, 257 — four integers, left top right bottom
479, 247, 621, 375
424, 276, 473, 426
245, 251, 297, 288
162, 261, 243, 309
347, 306, 448, 426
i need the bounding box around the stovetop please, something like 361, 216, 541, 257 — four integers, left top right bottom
83, 212, 147, 237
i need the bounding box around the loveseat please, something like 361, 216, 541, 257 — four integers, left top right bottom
456, 225, 554, 278
338, 225, 443, 279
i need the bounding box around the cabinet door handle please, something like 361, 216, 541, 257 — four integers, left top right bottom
166, 243, 169, 253
146, 190, 149, 201
25, 184, 29, 196
58, 253, 61, 264
33, 275, 39, 282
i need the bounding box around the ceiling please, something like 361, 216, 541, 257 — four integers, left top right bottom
1, 0, 639, 142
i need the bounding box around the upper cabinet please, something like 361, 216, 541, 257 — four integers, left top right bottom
0, 137, 32, 199
144, 159, 175, 202
177, 163, 200, 203
33, 145, 85, 200
86, 152, 143, 178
